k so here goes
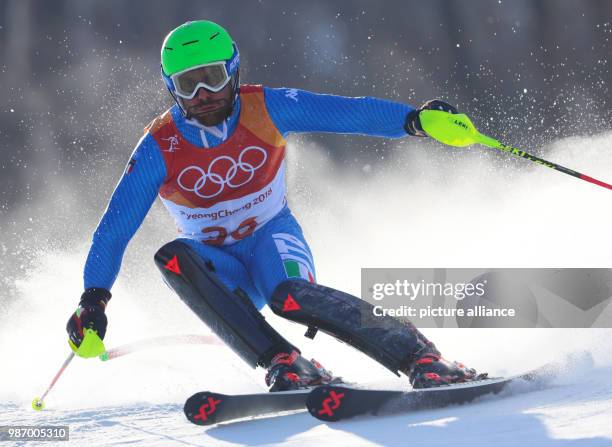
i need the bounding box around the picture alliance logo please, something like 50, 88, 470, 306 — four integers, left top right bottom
371, 279, 487, 301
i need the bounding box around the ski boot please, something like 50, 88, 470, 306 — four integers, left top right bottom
265, 350, 339, 392
409, 353, 488, 389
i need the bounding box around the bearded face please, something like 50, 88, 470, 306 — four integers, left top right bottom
180, 81, 235, 127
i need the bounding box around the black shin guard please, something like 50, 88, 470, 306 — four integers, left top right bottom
270, 280, 439, 376
154, 241, 296, 368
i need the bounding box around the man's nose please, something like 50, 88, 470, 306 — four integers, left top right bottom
195, 87, 212, 100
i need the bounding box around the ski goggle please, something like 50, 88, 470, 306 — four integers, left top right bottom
163, 45, 240, 99
170, 62, 231, 98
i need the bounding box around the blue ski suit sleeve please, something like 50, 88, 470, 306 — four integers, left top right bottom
83, 133, 166, 290
263, 87, 415, 139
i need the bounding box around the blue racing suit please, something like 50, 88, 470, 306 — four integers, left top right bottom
84, 87, 414, 309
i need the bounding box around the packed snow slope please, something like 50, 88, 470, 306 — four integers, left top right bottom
1, 131, 612, 446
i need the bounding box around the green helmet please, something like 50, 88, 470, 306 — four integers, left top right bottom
160, 21, 240, 112
161, 21, 237, 76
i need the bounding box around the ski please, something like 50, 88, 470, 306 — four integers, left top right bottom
306, 364, 557, 422
184, 389, 311, 425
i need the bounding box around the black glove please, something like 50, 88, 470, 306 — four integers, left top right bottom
405, 99, 459, 137
66, 288, 111, 351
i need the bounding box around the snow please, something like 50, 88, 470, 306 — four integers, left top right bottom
2, 131, 612, 445
3, 357, 612, 446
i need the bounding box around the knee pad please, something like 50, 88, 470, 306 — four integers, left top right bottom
154, 240, 296, 368
270, 280, 438, 375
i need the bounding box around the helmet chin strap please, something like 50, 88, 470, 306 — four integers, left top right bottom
231, 68, 241, 103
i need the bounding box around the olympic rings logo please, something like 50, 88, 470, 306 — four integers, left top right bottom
177, 146, 268, 199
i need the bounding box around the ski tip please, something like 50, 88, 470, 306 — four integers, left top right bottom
307, 385, 349, 422
184, 391, 226, 426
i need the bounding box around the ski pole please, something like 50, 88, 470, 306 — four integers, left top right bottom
32, 333, 219, 410
32, 352, 75, 411
32, 328, 103, 411
99, 334, 221, 361
419, 109, 612, 191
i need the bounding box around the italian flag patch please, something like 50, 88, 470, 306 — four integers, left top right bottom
283, 260, 315, 283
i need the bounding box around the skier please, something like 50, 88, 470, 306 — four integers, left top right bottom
67, 20, 485, 391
